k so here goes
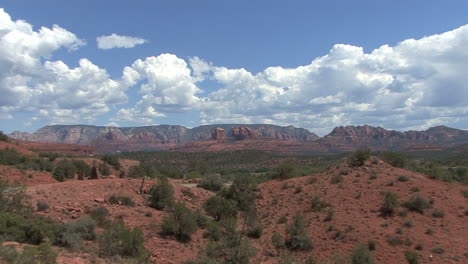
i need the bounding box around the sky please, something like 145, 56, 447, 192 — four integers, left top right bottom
1, 0, 468, 136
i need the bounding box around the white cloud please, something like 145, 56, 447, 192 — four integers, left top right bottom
197, 25, 468, 134
0, 8, 128, 125
113, 54, 201, 124
97, 33, 147, 49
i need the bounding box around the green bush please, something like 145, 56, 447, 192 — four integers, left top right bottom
197, 174, 225, 192
311, 195, 330, 212
101, 155, 121, 170
161, 202, 198, 242
405, 251, 419, 264
0, 245, 18, 262
398, 175, 410, 182
55, 217, 96, 249
380, 192, 400, 217
351, 243, 374, 264
88, 206, 110, 228
0, 148, 23, 166
368, 240, 376, 251
381, 152, 406, 168
149, 176, 174, 210
108, 195, 135, 207
52, 159, 76, 181
220, 174, 258, 211
349, 148, 371, 167
0, 131, 9, 142
16, 243, 57, 264
98, 220, 148, 260
404, 194, 429, 214
272, 231, 285, 252
203, 195, 238, 221
203, 220, 223, 241
98, 162, 111, 176
274, 160, 297, 180
36, 200, 49, 211
431, 247, 444, 254
285, 214, 313, 251
0, 212, 60, 245
431, 208, 445, 218
331, 174, 343, 184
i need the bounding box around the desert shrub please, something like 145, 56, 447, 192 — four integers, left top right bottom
351, 243, 374, 264
380, 192, 400, 217
203, 195, 238, 221
15, 243, 57, 264
398, 175, 410, 182
405, 251, 419, 264
198, 174, 224, 192
311, 195, 330, 212
203, 220, 223, 241
404, 194, 429, 214
109, 195, 135, 207
0, 131, 9, 142
0, 212, 60, 245
462, 190, 468, 198
98, 162, 111, 176
52, 159, 76, 181
55, 217, 97, 249
349, 148, 371, 167
220, 174, 258, 211
331, 174, 343, 184
88, 206, 110, 228
101, 154, 121, 170
403, 220, 414, 228
274, 160, 297, 180
149, 176, 174, 210
381, 152, 406, 168
431, 247, 445, 254
278, 215, 288, 224
386, 235, 404, 246
72, 160, 91, 179
272, 231, 285, 251
0, 245, 18, 262
193, 209, 209, 228
285, 214, 313, 251
161, 202, 198, 242
36, 200, 49, 211
324, 209, 334, 222
431, 208, 445, 218
368, 240, 376, 251
245, 207, 263, 239
410, 187, 420, 192
98, 219, 148, 260
0, 148, 23, 166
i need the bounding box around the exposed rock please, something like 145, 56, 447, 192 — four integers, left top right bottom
211, 128, 226, 141
231, 126, 260, 140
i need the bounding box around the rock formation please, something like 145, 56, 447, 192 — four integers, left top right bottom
211, 128, 226, 141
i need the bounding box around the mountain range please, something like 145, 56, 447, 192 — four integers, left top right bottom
9, 124, 468, 153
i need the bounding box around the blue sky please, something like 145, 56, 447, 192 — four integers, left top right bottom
1, 0, 468, 135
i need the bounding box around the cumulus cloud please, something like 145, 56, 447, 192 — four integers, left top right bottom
197, 25, 468, 135
97, 33, 147, 49
113, 54, 201, 124
0, 8, 127, 125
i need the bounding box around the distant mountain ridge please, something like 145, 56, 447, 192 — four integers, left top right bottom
9, 124, 468, 153
317, 125, 468, 151
9, 124, 319, 153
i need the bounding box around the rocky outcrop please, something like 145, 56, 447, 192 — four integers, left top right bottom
318, 125, 468, 151
10, 124, 468, 153
231, 126, 259, 140
211, 128, 226, 141
10, 124, 318, 153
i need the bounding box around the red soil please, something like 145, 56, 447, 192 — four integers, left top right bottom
2, 156, 467, 263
